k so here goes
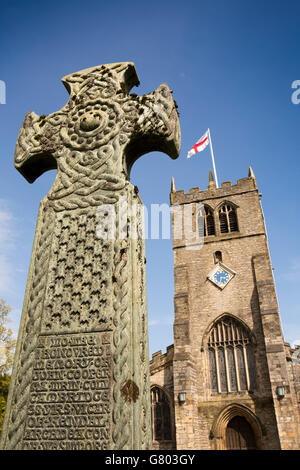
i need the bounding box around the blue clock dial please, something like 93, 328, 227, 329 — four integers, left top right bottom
207, 262, 235, 289
214, 270, 230, 285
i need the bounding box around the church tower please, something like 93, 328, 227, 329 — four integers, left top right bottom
167, 169, 300, 450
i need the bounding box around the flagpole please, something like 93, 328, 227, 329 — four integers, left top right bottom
208, 128, 219, 188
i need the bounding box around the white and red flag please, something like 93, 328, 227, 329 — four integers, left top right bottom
187, 129, 209, 158
187, 128, 219, 188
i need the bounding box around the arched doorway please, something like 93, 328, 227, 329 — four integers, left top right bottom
226, 416, 256, 450
211, 403, 262, 450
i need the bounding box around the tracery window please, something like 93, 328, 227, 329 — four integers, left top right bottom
219, 204, 238, 233
151, 387, 171, 441
208, 316, 256, 394
199, 206, 215, 237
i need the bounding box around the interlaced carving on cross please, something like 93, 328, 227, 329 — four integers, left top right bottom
14, 62, 181, 211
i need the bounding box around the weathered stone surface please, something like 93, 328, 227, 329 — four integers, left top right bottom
150, 171, 300, 450
0, 63, 180, 450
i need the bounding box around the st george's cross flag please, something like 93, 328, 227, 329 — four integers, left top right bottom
187, 129, 209, 158
186, 128, 220, 188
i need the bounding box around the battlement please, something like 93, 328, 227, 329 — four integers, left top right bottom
170, 169, 258, 206
150, 344, 174, 374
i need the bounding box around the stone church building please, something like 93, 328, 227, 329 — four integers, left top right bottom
149, 168, 300, 450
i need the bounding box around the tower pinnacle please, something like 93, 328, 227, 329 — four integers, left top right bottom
208, 169, 216, 188
171, 176, 176, 193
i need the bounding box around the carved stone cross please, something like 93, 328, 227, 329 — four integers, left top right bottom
1, 63, 180, 450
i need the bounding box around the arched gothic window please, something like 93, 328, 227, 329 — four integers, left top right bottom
208, 316, 257, 394
198, 206, 215, 237
219, 204, 238, 233
151, 387, 172, 441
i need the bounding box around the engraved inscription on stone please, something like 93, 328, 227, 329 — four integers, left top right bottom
1, 63, 180, 450
22, 332, 112, 450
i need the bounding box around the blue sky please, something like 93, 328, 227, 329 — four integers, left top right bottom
1, 0, 300, 356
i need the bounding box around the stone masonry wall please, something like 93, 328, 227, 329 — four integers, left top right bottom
150, 346, 176, 450
170, 174, 300, 450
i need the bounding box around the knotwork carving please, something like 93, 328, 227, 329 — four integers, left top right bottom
14, 63, 180, 212
112, 238, 130, 449
7, 206, 55, 449
42, 212, 113, 333
1, 62, 180, 451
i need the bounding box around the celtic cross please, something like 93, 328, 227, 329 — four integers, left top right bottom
1, 63, 180, 450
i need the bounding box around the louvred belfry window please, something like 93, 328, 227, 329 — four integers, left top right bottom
208, 316, 257, 394
198, 206, 216, 237
219, 204, 238, 233
151, 387, 171, 441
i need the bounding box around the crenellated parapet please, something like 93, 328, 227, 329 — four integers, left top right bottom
170, 167, 258, 206
150, 345, 174, 375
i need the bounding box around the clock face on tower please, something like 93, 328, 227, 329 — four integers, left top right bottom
207, 262, 236, 289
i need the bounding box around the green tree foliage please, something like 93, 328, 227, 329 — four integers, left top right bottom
0, 374, 10, 433
0, 299, 16, 375
0, 300, 16, 433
